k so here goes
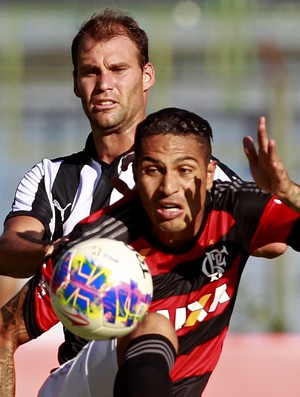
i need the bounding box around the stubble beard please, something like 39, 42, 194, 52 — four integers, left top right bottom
91, 108, 126, 136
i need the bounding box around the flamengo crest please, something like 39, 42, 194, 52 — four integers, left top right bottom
202, 245, 229, 282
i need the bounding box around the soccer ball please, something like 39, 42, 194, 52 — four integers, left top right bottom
50, 238, 153, 340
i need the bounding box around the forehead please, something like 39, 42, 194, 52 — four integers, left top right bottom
78, 36, 139, 62
140, 133, 206, 160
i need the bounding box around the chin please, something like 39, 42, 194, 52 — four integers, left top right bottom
158, 223, 186, 236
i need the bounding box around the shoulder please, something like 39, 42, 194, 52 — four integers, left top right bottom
212, 156, 243, 182
30, 149, 93, 181
65, 192, 142, 248
48, 148, 90, 166
26, 149, 89, 175
211, 179, 272, 214
212, 178, 269, 197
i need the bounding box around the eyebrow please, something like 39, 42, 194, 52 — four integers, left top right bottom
141, 155, 199, 164
78, 59, 130, 70
141, 156, 159, 163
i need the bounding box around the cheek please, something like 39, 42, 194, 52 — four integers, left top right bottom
138, 183, 152, 201
138, 179, 157, 205
78, 78, 95, 95
124, 77, 144, 100
184, 179, 205, 209
138, 189, 155, 220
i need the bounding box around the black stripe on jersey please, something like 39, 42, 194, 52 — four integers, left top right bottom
212, 178, 265, 200
177, 302, 234, 356
211, 179, 272, 250
151, 243, 246, 301
89, 155, 121, 213
51, 156, 86, 240
172, 372, 211, 397
57, 329, 88, 365
30, 177, 53, 238
286, 217, 300, 251
7, 174, 53, 238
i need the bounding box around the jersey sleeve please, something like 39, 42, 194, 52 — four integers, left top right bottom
4, 160, 55, 238
212, 179, 300, 253
248, 196, 300, 253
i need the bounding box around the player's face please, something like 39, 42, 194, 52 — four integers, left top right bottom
73, 36, 155, 136
135, 134, 216, 248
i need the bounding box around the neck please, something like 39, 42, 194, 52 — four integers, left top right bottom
153, 215, 204, 250
154, 225, 201, 250
92, 130, 135, 164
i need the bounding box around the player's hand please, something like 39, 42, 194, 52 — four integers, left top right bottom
44, 236, 69, 259
243, 116, 294, 201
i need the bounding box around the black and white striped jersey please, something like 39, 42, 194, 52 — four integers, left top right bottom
5, 134, 135, 239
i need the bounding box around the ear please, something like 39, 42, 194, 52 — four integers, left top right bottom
73, 70, 81, 98
206, 160, 216, 190
143, 62, 155, 91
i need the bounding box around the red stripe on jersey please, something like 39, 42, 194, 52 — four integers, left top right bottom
249, 197, 300, 253
171, 327, 228, 381
201, 209, 236, 243
131, 209, 236, 277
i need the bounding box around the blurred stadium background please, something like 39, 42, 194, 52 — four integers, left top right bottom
1, 0, 300, 395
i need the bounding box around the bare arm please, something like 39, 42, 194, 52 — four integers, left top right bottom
243, 116, 300, 212
0, 216, 54, 278
251, 242, 287, 259
0, 282, 31, 397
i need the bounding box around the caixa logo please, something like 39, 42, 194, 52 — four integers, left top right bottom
157, 284, 231, 330
202, 245, 229, 282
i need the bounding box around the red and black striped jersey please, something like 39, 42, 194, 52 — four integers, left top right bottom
53, 180, 300, 396
12, 131, 295, 395
15, 135, 244, 345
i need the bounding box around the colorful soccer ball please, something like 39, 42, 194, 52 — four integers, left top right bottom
50, 238, 153, 340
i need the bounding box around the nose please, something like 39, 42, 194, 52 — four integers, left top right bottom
159, 172, 179, 196
95, 71, 113, 91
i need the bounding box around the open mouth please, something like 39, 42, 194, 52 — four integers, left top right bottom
160, 204, 180, 211
95, 100, 115, 106
157, 202, 183, 219
92, 99, 116, 110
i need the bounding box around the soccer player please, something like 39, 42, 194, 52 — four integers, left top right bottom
0, 9, 285, 397
37, 107, 300, 397
0, 8, 155, 395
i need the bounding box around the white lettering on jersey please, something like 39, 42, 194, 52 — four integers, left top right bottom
156, 284, 230, 330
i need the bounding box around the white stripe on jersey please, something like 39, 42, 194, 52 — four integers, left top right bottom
63, 161, 103, 235
12, 161, 48, 212
109, 160, 135, 205
213, 165, 232, 182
